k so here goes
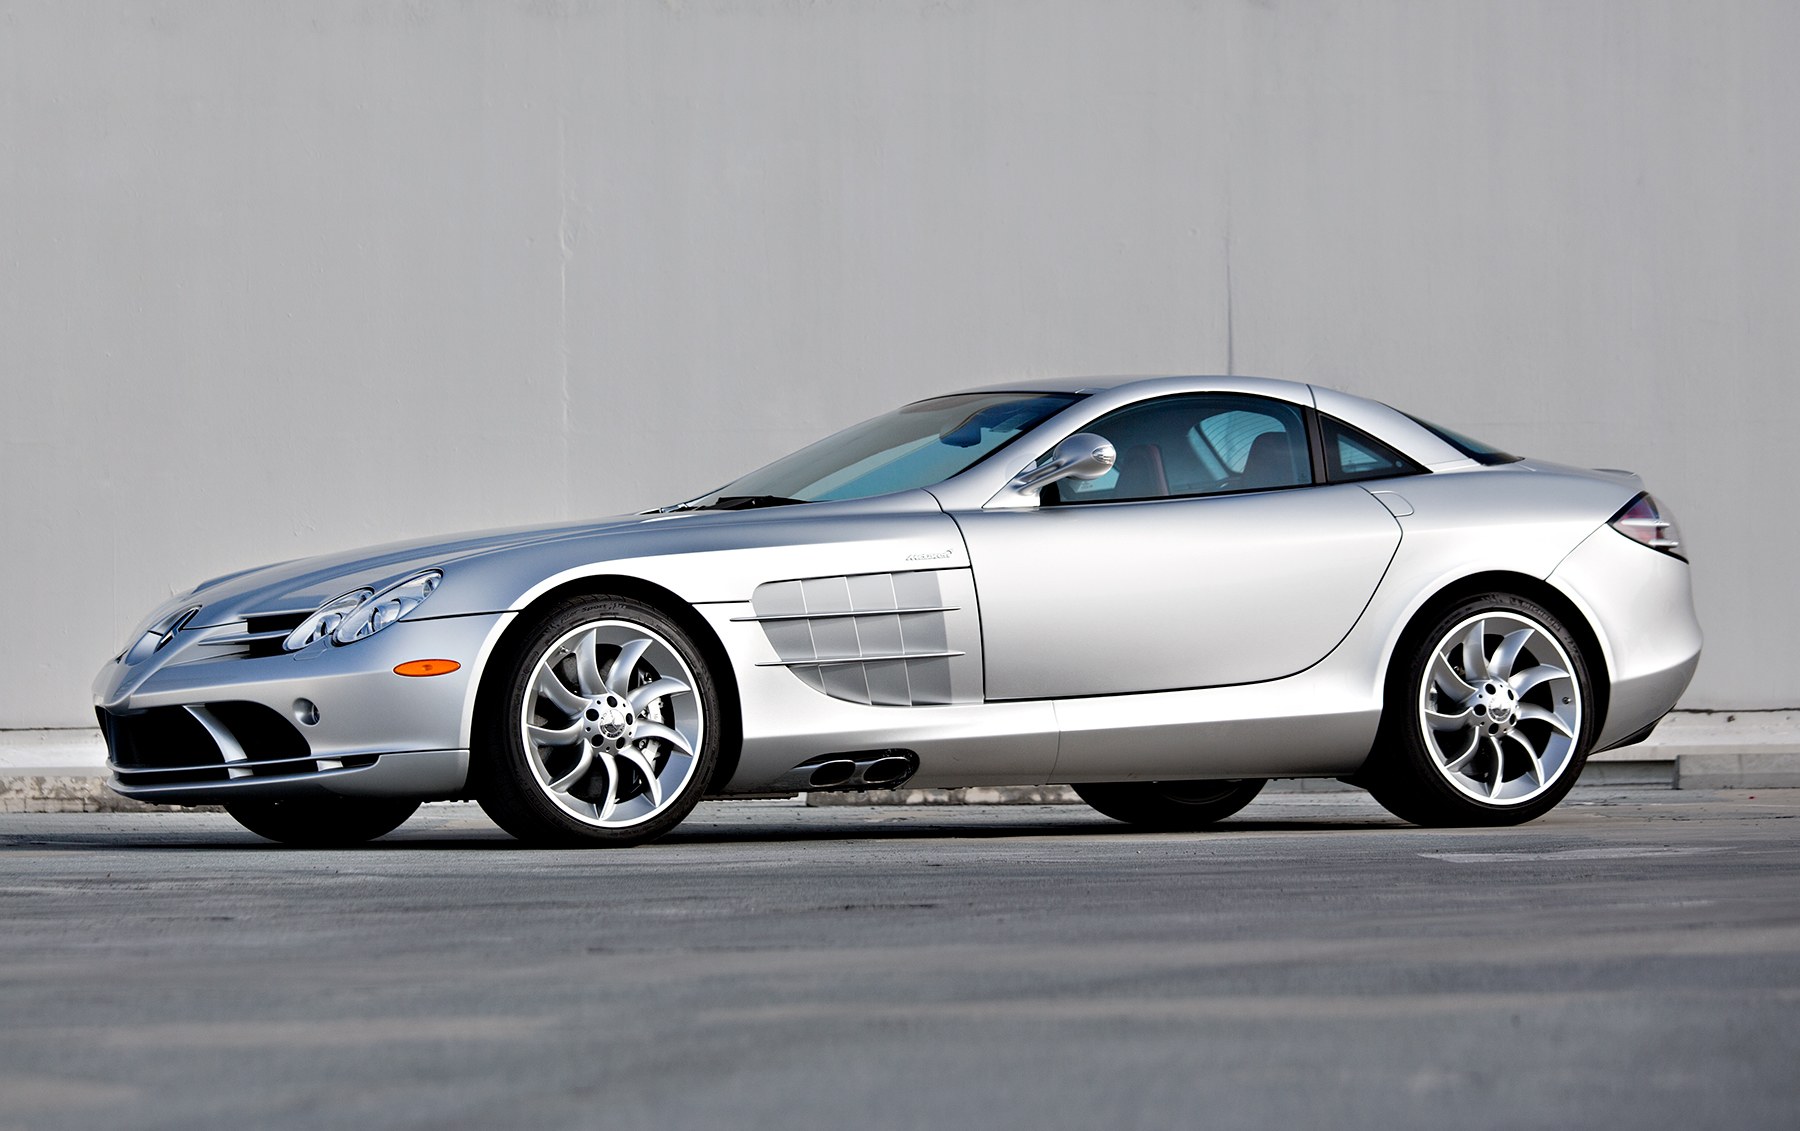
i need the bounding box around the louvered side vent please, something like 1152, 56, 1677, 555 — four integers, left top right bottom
745, 570, 969, 706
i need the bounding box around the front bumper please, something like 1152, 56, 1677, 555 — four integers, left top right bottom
94, 612, 511, 804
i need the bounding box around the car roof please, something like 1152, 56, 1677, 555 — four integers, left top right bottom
919, 375, 1483, 490
950, 374, 1146, 395
947, 374, 1316, 399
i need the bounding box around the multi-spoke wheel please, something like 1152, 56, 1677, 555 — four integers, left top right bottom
1072, 779, 1266, 829
474, 595, 720, 846
1369, 593, 1594, 827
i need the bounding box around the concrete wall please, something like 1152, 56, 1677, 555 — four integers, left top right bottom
2, 0, 1793, 728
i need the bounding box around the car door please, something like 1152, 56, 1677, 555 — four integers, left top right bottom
949, 392, 1403, 700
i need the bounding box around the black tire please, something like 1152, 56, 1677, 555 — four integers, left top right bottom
1367, 592, 1596, 827
472, 595, 721, 847
224, 796, 420, 847
1072, 779, 1266, 829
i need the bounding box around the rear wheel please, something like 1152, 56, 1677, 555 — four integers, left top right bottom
474, 595, 719, 847
1073, 779, 1266, 829
1369, 593, 1594, 827
225, 796, 419, 846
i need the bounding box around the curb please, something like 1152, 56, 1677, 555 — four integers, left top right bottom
802, 763, 1682, 807
1676, 752, 1800, 791
4, 712, 1796, 814
0, 770, 217, 814
807, 785, 1084, 807
9, 758, 1794, 815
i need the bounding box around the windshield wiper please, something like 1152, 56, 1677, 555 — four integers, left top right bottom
708, 495, 807, 511
661, 494, 807, 512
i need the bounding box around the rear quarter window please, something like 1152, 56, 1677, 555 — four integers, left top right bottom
1320, 416, 1424, 483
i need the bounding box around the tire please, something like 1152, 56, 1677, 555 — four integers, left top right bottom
1072, 779, 1266, 829
1368, 592, 1596, 827
473, 595, 720, 847
224, 796, 420, 847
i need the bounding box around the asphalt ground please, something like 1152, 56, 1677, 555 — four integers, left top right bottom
2, 790, 1797, 1130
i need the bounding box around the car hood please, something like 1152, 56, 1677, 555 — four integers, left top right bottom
176, 516, 649, 625
173, 492, 950, 627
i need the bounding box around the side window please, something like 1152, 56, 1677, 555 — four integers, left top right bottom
1053, 394, 1312, 504
1320, 416, 1423, 483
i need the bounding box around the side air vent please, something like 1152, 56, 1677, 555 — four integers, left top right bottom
740, 570, 967, 706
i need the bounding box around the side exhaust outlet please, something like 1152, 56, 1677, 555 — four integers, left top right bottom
776, 750, 921, 794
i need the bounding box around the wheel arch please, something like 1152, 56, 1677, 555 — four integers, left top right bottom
1369, 570, 1612, 761
464, 573, 743, 797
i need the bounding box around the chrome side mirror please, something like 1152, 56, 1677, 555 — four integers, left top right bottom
1007, 433, 1117, 499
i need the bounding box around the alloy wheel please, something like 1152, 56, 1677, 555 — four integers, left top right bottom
519, 620, 705, 828
1417, 611, 1582, 805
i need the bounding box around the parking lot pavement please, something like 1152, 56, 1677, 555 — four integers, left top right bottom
2, 789, 1797, 1130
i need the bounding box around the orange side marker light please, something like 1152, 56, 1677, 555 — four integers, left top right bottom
394, 659, 461, 677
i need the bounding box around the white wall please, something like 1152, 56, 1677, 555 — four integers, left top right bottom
2, 0, 1794, 727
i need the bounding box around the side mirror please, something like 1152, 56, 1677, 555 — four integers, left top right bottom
1007, 433, 1117, 499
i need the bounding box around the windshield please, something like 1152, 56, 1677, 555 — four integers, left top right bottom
686, 391, 1083, 507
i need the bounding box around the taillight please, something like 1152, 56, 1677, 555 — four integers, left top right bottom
1609, 492, 1686, 561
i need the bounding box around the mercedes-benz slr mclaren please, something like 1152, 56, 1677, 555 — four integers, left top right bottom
95, 376, 1700, 845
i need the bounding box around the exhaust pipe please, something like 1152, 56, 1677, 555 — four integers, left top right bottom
861, 756, 915, 787
776, 750, 921, 793
807, 760, 858, 788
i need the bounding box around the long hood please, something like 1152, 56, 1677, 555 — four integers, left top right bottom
181, 515, 657, 624
178, 491, 955, 625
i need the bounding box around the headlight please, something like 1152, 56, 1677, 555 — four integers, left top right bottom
283, 571, 444, 651
283, 588, 375, 652
329, 570, 443, 645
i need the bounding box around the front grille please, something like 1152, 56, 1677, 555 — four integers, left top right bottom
99, 706, 230, 782
100, 701, 321, 786
239, 613, 309, 658
205, 701, 310, 766
186, 611, 311, 660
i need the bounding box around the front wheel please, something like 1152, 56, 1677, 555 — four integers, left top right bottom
1368, 593, 1595, 827
1073, 779, 1266, 829
224, 796, 420, 846
473, 595, 720, 847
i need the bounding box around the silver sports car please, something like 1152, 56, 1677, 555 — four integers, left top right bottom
95, 376, 1700, 846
